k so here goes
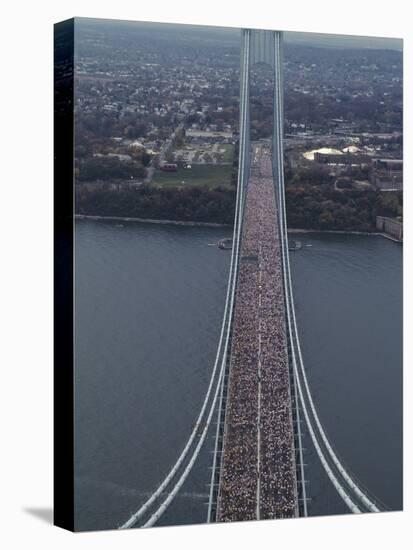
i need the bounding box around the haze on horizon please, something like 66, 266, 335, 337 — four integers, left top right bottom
77, 17, 402, 52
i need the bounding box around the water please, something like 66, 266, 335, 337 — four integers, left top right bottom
74, 221, 402, 530
289, 233, 402, 516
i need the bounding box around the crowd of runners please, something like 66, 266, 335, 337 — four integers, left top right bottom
218, 146, 298, 522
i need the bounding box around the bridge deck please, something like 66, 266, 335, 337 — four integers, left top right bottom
217, 144, 298, 521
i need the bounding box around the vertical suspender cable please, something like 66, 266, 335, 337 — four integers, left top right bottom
207, 28, 250, 522
274, 31, 361, 515
142, 30, 252, 529
119, 31, 250, 530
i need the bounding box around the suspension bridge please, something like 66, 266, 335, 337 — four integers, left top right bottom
119, 28, 384, 530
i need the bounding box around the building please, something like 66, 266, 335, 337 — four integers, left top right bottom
371, 158, 403, 190
160, 162, 178, 172
376, 216, 403, 241
303, 147, 343, 161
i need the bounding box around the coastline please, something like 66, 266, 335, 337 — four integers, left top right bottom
288, 228, 379, 236
288, 228, 402, 243
75, 214, 231, 228
75, 215, 402, 243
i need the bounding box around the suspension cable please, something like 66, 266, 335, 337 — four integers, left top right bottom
207, 29, 251, 522
273, 31, 365, 514
274, 32, 379, 514
119, 33, 249, 528
142, 29, 252, 529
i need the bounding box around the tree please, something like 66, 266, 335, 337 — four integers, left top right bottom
319, 210, 333, 228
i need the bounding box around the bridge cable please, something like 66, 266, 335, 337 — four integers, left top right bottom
207, 29, 251, 522
141, 29, 252, 528
274, 32, 379, 514
120, 29, 252, 530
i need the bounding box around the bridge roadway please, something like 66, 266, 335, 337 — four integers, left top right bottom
119, 30, 383, 530
217, 143, 298, 521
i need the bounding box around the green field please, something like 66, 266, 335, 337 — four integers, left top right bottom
153, 164, 234, 188
220, 144, 235, 163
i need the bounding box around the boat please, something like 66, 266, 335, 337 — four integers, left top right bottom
288, 240, 302, 251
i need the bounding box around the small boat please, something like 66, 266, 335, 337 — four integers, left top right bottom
288, 240, 302, 251
218, 238, 233, 250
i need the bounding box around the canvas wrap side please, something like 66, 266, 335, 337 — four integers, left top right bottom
54, 17, 75, 532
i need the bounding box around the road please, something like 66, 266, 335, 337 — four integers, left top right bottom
145, 123, 184, 183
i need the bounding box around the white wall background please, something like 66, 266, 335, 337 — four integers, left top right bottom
0, 0, 410, 548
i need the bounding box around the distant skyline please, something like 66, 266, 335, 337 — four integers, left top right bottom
77, 17, 403, 52
285, 31, 402, 51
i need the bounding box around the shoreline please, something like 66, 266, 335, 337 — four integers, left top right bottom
289, 228, 376, 235
288, 228, 402, 243
75, 215, 402, 243
75, 214, 231, 228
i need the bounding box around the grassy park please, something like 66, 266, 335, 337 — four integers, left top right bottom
152, 163, 234, 189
